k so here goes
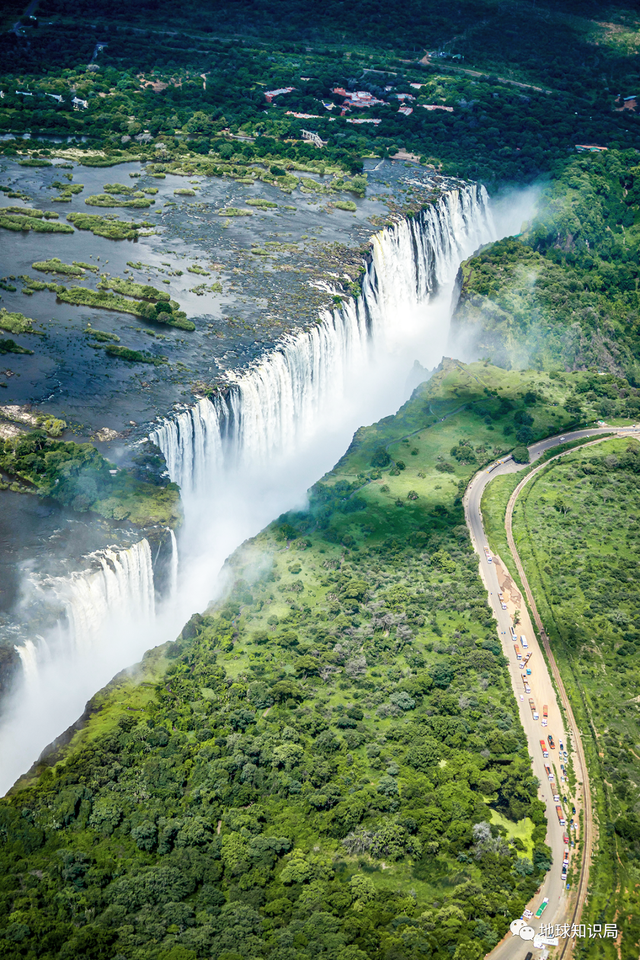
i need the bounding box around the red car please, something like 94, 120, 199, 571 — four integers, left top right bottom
563, 834, 570, 845
548, 734, 555, 749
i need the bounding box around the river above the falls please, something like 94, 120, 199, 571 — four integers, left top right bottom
0, 157, 448, 435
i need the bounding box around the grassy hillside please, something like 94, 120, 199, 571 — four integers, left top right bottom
507, 438, 640, 959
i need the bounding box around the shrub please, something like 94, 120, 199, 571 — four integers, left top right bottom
512, 444, 530, 464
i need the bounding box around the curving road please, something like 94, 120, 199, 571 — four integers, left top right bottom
464, 424, 640, 959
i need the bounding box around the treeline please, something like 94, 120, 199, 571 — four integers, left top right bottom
0, 0, 638, 184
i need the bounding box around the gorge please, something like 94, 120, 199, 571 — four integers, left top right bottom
0, 178, 523, 795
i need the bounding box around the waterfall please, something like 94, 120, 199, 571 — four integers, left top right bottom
47, 539, 155, 656
151, 184, 494, 498
14, 638, 40, 690
0, 179, 504, 795
168, 529, 179, 603
0, 540, 157, 793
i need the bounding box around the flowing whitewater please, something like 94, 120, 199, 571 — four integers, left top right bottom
0, 541, 156, 792
149, 183, 506, 626
0, 180, 531, 794
152, 185, 493, 498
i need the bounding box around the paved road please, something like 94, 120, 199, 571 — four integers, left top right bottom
464, 424, 640, 959
11, 0, 38, 34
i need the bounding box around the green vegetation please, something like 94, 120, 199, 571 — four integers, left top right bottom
1, 2, 640, 954
0, 209, 73, 234
66, 212, 154, 241
50, 181, 84, 202
104, 344, 167, 366
508, 438, 640, 959
511, 445, 529, 464
36, 415, 67, 438
73, 260, 99, 273
85, 192, 155, 209
187, 265, 210, 276
84, 327, 120, 343
0, 431, 181, 527
333, 200, 357, 213
481, 473, 521, 568
0, 1, 638, 184
17, 158, 52, 167
103, 182, 136, 194
454, 151, 640, 379
80, 155, 139, 167
32, 258, 86, 277
174, 188, 196, 196
0, 339, 33, 356
53, 284, 194, 330
100, 278, 171, 302
0, 362, 558, 960
0, 308, 39, 335
218, 207, 253, 217
246, 198, 279, 209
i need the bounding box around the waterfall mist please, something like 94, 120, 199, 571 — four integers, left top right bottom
0, 182, 534, 794
0, 541, 158, 792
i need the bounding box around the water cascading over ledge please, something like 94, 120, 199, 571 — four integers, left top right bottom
14, 539, 155, 679
151, 183, 494, 499
0, 182, 498, 794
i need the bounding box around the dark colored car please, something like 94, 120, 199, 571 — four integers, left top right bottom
548, 734, 555, 748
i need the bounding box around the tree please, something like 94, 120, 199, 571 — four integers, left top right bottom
512, 445, 530, 464
371, 447, 391, 468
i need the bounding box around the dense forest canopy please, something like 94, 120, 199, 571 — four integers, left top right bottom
0, 362, 586, 960
0, 0, 638, 184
